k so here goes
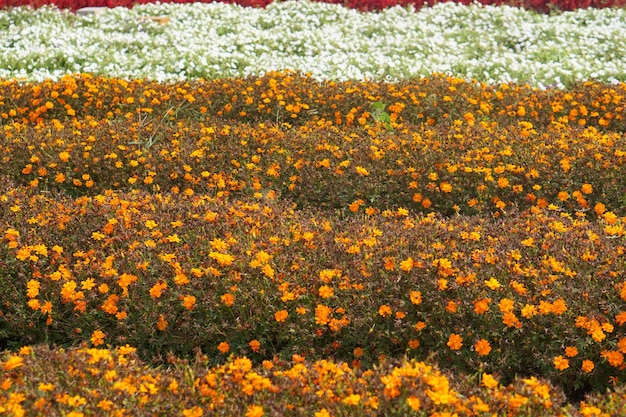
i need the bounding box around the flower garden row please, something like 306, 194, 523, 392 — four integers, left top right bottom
1, 72, 626, 413
1, 73, 625, 217
1, 177, 626, 414
2, 345, 625, 416
1, 0, 624, 13
1, 1, 626, 86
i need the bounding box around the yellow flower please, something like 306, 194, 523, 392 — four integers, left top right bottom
315, 304, 332, 325
182, 406, 203, 417
481, 373, 499, 389
400, 257, 414, 272
447, 333, 463, 350
3, 355, 24, 371
26, 280, 40, 298
314, 409, 331, 417
355, 166, 370, 176
342, 394, 361, 406
209, 251, 235, 266
484, 278, 501, 290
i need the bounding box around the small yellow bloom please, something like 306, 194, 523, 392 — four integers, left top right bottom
342, 394, 361, 406
482, 373, 499, 389
355, 166, 370, 176
3, 355, 24, 371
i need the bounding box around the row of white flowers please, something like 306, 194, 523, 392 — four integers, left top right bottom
1, 0, 625, 87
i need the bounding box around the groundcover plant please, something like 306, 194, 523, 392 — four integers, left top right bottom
0, 1, 625, 86
0, 1, 626, 417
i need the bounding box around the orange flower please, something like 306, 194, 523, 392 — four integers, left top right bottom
406, 396, 421, 411
447, 333, 463, 350
245, 405, 264, 417
473, 298, 491, 314
564, 346, 578, 357
601, 350, 624, 367
182, 407, 203, 417
221, 293, 235, 307
378, 305, 392, 318
400, 257, 414, 272
275, 310, 288, 323
3, 355, 24, 371
217, 342, 230, 354
581, 360, 594, 373
157, 314, 168, 331
249, 340, 261, 353
475, 339, 491, 356
182, 295, 196, 311
445, 300, 457, 313
91, 330, 105, 347
315, 304, 332, 325
440, 182, 453, 193
409, 290, 422, 305
553, 355, 569, 371
149, 281, 167, 299
481, 373, 499, 389
594, 202, 606, 215
318, 285, 334, 299
581, 183, 593, 194
26, 279, 40, 298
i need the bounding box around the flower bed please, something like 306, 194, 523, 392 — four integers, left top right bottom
1, 73, 625, 415
1, 1, 625, 415
0, 2, 625, 86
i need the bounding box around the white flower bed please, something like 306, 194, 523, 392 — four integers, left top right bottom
0, 0, 625, 86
